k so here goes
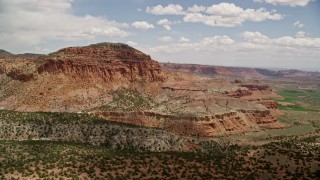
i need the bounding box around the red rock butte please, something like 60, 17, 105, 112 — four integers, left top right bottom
37, 43, 166, 82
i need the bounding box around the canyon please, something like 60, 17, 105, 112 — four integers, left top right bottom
0, 43, 284, 140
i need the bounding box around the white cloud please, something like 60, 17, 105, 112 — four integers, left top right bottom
35, 46, 50, 53
293, 21, 304, 28
184, 3, 283, 27
242, 31, 320, 49
243, 31, 320, 48
157, 18, 181, 31
145, 32, 320, 71
131, 21, 155, 30
157, 19, 172, 30
147, 3, 283, 27
187, 5, 206, 13
148, 32, 320, 58
206, 3, 244, 16
158, 36, 173, 42
202, 36, 235, 45
0, 0, 130, 51
179, 37, 190, 43
149, 35, 236, 54
162, 25, 171, 31
264, 0, 311, 7
157, 19, 171, 25
243, 31, 271, 44
127, 41, 138, 46
295, 31, 305, 38
274, 36, 320, 48
146, 4, 185, 15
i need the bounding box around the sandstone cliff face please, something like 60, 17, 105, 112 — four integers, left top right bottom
0, 43, 166, 83
38, 43, 166, 82
0, 43, 167, 112
37, 59, 164, 82
93, 109, 277, 136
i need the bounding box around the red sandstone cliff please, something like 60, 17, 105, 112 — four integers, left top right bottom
0, 43, 166, 83
38, 43, 166, 82
0, 43, 167, 112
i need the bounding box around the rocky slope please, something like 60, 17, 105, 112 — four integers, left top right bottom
0, 110, 190, 152
91, 79, 283, 136
0, 43, 165, 112
0, 49, 12, 57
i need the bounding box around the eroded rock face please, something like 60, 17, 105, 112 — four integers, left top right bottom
37, 59, 164, 82
93, 110, 278, 136
89, 77, 284, 136
0, 43, 166, 83
0, 43, 167, 112
38, 43, 166, 82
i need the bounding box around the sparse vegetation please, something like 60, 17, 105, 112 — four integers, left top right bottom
1, 43, 320, 179
0, 110, 185, 152
0, 137, 318, 179
88, 42, 135, 50
98, 88, 155, 112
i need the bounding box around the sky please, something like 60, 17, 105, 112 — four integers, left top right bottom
0, 0, 319, 71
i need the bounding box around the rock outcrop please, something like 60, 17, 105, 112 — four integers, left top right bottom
38, 43, 166, 82
93, 109, 278, 136
0, 43, 167, 112
0, 43, 166, 83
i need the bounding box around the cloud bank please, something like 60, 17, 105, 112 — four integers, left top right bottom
147, 3, 283, 27
0, 0, 129, 51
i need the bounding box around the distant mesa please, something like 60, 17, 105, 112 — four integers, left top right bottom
161, 63, 319, 78
0, 49, 43, 58
0, 49, 12, 55
0, 49, 13, 58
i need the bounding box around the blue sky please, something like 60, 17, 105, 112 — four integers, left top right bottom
0, 0, 319, 71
